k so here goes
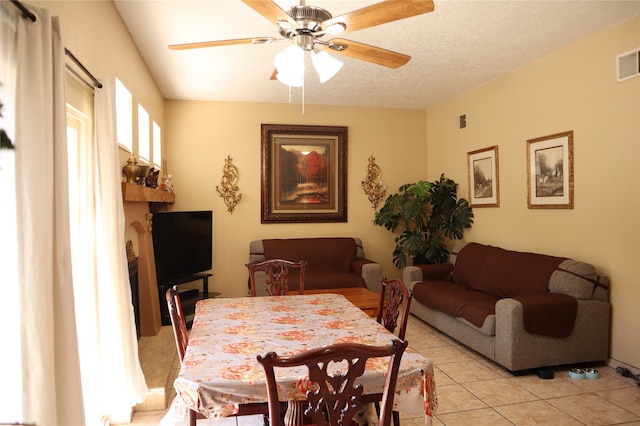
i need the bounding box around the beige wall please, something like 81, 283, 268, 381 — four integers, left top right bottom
426, 17, 640, 368
164, 101, 427, 295
29, 0, 165, 165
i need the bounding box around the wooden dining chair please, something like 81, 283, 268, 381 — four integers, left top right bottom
166, 286, 189, 361
165, 286, 198, 426
257, 339, 408, 426
246, 259, 308, 297
377, 278, 413, 340
374, 278, 412, 425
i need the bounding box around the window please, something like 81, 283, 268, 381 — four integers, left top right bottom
138, 104, 149, 164
115, 78, 132, 152
152, 121, 161, 170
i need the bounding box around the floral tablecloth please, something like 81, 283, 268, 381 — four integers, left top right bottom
174, 294, 437, 423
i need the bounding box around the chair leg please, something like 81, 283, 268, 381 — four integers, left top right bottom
392, 410, 400, 426
188, 408, 197, 426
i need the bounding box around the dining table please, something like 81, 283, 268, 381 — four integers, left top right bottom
174, 293, 438, 425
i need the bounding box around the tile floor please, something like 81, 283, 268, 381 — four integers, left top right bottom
131, 314, 640, 426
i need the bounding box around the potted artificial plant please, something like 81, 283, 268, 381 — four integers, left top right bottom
373, 173, 474, 268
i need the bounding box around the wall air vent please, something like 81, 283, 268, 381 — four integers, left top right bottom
453, 114, 467, 131
617, 48, 640, 82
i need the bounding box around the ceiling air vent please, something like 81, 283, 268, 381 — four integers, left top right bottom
617, 48, 640, 82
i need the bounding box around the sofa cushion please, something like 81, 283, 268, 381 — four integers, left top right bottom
455, 243, 566, 298
417, 264, 454, 281
512, 293, 578, 338
451, 243, 490, 288
305, 272, 365, 290
412, 281, 499, 329
263, 238, 357, 274
549, 259, 600, 300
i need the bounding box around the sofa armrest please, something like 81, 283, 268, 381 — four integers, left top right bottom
549, 259, 609, 301
353, 258, 382, 293
402, 264, 453, 291
402, 266, 423, 291
495, 298, 610, 371
250, 271, 268, 297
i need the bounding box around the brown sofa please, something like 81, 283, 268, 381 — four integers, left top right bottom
403, 241, 610, 373
248, 237, 382, 295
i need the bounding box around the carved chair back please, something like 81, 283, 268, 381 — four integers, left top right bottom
377, 278, 413, 340
257, 339, 408, 426
246, 259, 307, 297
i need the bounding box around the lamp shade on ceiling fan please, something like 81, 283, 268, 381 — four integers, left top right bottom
311, 50, 343, 83
274, 45, 305, 87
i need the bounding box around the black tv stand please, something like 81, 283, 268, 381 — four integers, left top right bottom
158, 273, 214, 326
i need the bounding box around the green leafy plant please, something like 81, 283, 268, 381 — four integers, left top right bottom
373, 174, 474, 268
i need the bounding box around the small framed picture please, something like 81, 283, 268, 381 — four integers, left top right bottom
526, 131, 574, 209
467, 146, 499, 207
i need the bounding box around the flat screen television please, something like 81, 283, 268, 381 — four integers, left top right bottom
152, 210, 212, 285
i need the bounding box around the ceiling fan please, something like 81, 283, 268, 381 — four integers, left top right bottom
169, 0, 435, 86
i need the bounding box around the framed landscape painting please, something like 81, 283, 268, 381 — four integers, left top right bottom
527, 131, 574, 209
261, 124, 348, 223
468, 145, 499, 207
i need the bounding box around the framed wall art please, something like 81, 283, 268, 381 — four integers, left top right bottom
468, 145, 500, 207
261, 124, 348, 223
526, 131, 574, 209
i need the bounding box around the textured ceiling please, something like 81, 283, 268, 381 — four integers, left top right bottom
114, 0, 640, 110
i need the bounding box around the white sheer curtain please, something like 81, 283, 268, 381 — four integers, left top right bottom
9, 4, 85, 425
90, 78, 149, 422
0, 2, 21, 421
1, 3, 147, 425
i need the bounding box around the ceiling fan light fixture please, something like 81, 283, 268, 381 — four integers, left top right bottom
276, 70, 304, 87
275, 45, 305, 87
311, 50, 343, 83
275, 45, 304, 72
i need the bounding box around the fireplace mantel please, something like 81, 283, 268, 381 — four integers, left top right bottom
121, 182, 175, 203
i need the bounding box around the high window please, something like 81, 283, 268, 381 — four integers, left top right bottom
115, 77, 132, 152
153, 120, 161, 170
137, 104, 149, 164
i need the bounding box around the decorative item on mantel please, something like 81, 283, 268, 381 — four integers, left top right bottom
160, 159, 174, 192
216, 155, 242, 213
361, 155, 386, 209
123, 154, 141, 183
142, 167, 160, 188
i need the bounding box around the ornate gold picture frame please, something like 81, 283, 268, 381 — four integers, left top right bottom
261, 124, 347, 223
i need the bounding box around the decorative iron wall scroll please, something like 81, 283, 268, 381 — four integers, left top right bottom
361, 155, 386, 209
216, 155, 242, 213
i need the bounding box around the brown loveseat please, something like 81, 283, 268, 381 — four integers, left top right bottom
403, 241, 610, 373
248, 237, 382, 295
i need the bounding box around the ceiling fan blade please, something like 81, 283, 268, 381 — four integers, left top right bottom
322, 0, 434, 35
242, 0, 298, 29
325, 38, 411, 69
169, 37, 275, 50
